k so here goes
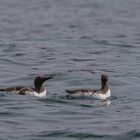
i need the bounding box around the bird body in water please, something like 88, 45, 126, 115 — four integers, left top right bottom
65, 74, 111, 100
0, 76, 53, 97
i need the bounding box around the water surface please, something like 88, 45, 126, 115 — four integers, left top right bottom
0, 0, 140, 140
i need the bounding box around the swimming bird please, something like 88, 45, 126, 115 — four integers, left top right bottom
0, 76, 53, 97
65, 74, 111, 100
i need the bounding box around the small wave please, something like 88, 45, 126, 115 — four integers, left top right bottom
68, 132, 106, 138
32, 130, 140, 139
32, 130, 108, 139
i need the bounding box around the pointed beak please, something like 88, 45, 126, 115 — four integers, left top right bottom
44, 76, 53, 81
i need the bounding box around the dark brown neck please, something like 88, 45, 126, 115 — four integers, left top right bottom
35, 85, 44, 93
101, 82, 109, 93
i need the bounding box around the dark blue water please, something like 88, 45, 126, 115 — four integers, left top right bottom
0, 0, 140, 139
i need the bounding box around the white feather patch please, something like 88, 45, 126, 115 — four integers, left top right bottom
68, 89, 111, 100
26, 89, 47, 97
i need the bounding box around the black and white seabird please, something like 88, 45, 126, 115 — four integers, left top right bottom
0, 76, 53, 97
65, 74, 111, 100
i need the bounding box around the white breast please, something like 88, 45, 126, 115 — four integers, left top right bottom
93, 89, 111, 100
26, 89, 47, 97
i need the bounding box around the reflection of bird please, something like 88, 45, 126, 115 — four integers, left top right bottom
0, 76, 53, 97
66, 74, 111, 100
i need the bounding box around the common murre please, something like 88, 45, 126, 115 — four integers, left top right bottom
0, 76, 53, 97
65, 74, 111, 100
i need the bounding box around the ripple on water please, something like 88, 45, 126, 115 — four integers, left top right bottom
29, 130, 140, 140
0, 0, 140, 139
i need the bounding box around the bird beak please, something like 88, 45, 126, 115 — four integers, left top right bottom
44, 76, 53, 81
